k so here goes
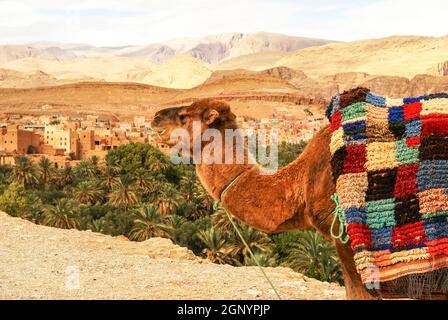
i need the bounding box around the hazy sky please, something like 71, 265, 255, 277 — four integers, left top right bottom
0, 0, 447, 46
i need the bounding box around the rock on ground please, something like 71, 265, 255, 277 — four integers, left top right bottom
0, 212, 345, 300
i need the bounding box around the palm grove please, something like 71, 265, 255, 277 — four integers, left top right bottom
0, 141, 342, 284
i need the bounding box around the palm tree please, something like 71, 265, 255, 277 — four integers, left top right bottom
246, 252, 278, 267
0, 165, 13, 185
148, 155, 170, 174
100, 166, 119, 192
155, 184, 181, 217
42, 198, 79, 229
286, 230, 343, 284
129, 205, 168, 241
18, 193, 44, 224
194, 184, 213, 215
163, 214, 187, 240
75, 161, 97, 179
229, 223, 273, 264
88, 155, 101, 176
57, 165, 75, 188
177, 201, 198, 220
37, 157, 53, 190
108, 176, 140, 210
74, 181, 104, 204
180, 170, 197, 201
89, 155, 100, 168
132, 169, 159, 195
211, 208, 233, 234
198, 227, 238, 265
163, 214, 187, 229
88, 219, 104, 233
13, 156, 38, 189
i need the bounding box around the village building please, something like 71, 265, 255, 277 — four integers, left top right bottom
44, 125, 74, 155
0, 125, 41, 154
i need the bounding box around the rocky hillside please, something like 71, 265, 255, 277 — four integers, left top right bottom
0, 45, 76, 64
0, 32, 332, 89
142, 56, 213, 89
0, 69, 66, 88
120, 32, 334, 64
0, 212, 345, 300
0, 76, 326, 121
12, 32, 332, 65
277, 35, 448, 78
2, 34, 448, 90
205, 67, 448, 100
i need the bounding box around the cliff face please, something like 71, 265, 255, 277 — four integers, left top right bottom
0, 212, 345, 300
356, 74, 448, 98
434, 61, 448, 76
122, 32, 334, 64
278, 35, 448, 79
258, 67, 448, 100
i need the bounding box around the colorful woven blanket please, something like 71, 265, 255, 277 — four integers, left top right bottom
327, 87, 448, 298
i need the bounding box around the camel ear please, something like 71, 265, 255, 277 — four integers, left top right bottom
203, 109, 220, 125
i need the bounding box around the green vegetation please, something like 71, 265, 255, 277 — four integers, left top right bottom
0, 141, 343, 284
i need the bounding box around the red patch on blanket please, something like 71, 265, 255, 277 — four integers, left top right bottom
403, 102, 422, 121
394, 164, 419, 198
343, 144, 367, 174
392, 222, 426, 248
330, 111, 342, 133
421, 114, 448, 135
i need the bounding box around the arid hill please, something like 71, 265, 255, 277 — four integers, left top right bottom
2, 34, 448, 91
0, 55, 218, 89
277, 35, 448, 78
1, 65, 447, 122
0, 69, 73, 88
0, 75, 326, 120
0, 212, 345, 300
0, 82, 181, 119
0, 56, 153, 83
1, 34, 448, 121
205, 67, 448, 99
0, 45, 76, 64
215, 51, 289, 71
120, 32, 334, 64
0, 32, 334, 89
141, 56, 213, 89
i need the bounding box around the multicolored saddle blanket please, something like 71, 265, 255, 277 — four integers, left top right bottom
327, 87, 448, 299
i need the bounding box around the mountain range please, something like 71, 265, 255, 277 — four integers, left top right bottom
0, 32, 447, 92
22, 32, 333, 64
0, 32, 333, 88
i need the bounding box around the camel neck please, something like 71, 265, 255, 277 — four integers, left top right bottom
196, 162, 255, 199
195, 133, 256, 199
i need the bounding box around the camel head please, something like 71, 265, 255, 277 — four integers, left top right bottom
151, 99, 238, 148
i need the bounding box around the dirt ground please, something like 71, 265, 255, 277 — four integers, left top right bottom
0, 212, 345, 300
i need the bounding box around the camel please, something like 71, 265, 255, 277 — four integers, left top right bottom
152, 97, 444, 300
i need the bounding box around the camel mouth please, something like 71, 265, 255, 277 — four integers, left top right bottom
151, 124, 168, 137
152, 128, 167, 137
151, 126, 177, 146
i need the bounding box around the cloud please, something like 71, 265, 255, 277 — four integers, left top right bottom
292, 0, 448, 41
0, 0, 446, 45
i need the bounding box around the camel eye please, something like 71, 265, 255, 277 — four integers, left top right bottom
179, 114, 187, 123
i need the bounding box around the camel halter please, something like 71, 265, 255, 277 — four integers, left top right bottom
213, 173, 282, 300
317, 193, 350, 244
329, 193, 350, 244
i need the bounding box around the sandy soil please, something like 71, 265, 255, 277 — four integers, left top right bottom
0, 212, 345, 300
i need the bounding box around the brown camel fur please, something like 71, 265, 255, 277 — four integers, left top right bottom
151, 99, 377, 300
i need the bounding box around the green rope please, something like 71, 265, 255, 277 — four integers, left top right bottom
214, 174, 282, 300
330, 193, 349, 244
